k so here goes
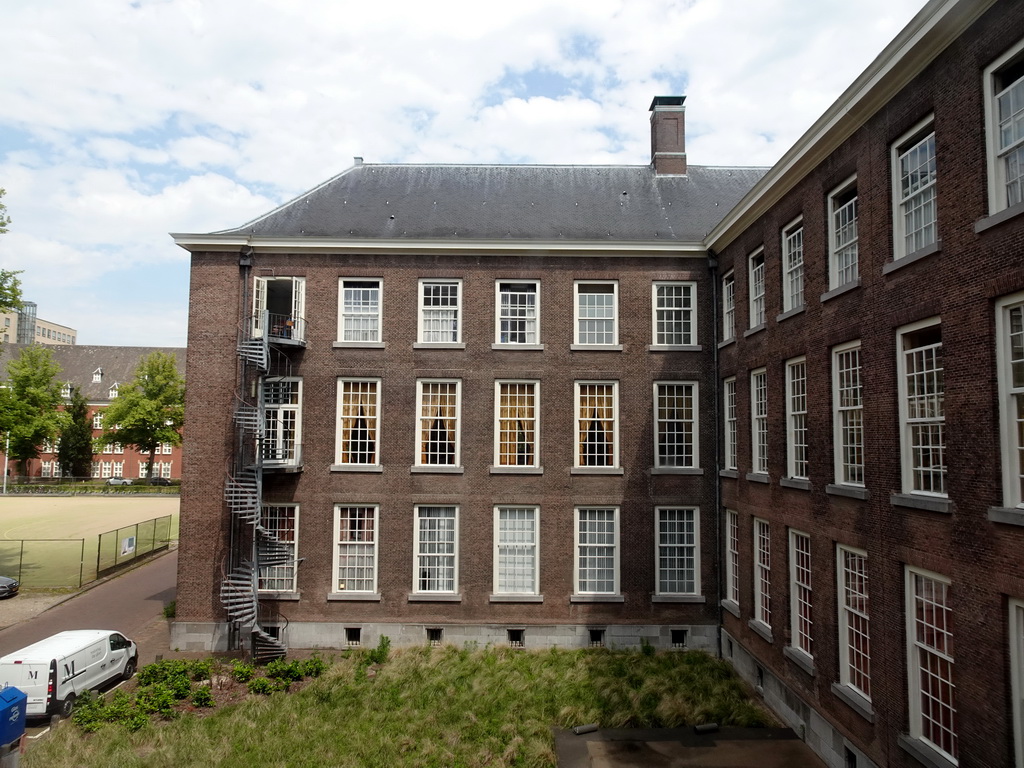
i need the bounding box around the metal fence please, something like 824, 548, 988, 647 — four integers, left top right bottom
0, 514, 173, 588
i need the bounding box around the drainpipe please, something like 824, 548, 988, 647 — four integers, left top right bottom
707, 249, 723, 659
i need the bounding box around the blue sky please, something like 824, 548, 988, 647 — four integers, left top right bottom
0, 0, 926, 347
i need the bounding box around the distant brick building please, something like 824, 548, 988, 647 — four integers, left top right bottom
172, 1, 1024, 766
0, 344, 185, 480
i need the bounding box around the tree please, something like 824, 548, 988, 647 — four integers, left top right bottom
58, 386, 94, 479
0, 188, 11, 235
96, 351, 185, 480
0, 269, 23, 315
0, 345, 63, 474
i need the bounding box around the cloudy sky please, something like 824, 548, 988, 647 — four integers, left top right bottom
1, 0, 926, 347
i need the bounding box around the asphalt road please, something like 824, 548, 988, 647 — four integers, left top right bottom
0, 549, 177, 658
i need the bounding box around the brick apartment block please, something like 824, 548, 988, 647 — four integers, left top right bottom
172, 1, 1024, 766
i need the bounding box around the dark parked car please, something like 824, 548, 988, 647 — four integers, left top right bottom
0, 576, 19, 598
149, 477, 171, 486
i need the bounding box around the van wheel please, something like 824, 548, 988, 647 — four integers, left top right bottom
122, 659, 137, 681
58, 694, 75, 718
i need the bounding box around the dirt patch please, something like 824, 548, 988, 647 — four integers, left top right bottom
0, 591, 72, 630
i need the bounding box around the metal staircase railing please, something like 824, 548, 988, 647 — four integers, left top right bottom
219, 311, 296, 662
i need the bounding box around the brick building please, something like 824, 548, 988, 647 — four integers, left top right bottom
172, 0, 1024, 765
0, 344, 185, 480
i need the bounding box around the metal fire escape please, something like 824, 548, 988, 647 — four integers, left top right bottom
220, 303, 303, 662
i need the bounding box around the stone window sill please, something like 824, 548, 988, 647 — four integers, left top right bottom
743, 323, 766, 338
897, 735, 957, 768
331, 464, 383, 473
490, 594, 543, 603
648, 344, 703, 353
719, 469, 738, 479
776, 306, 804, 323
570, 344, 623, 352
327, 592, 381, 602
820, 278, 860, 303
408, 593, 462, 602
988, 507, 1024, 526
975, 200, 1024, 234
748, 619, 773, 644
891, 493, 951, 514
826, 483, 869, 500
651, 467, 703, 475
412, 342, 465, 350
882, 240, 940, 274
570, 595, 624, 603
651, 595, 706, 603
745, 472, 769, 484
571, 467, 624, 475
780, 477, 811, 491
490, 466, 543, 474
258, 591, 300, 601
783, 646, 815, 677
721, 599, 740, 618
831, 683, 874, 723
332, 341, 386, 349
410, 465, 464, 474
491, 343, 545, 351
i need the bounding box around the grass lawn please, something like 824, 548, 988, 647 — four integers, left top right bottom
0, 496, 179, 586
24, 645, 770, 768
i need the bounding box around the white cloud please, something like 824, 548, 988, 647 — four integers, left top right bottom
0, 0, 927, 345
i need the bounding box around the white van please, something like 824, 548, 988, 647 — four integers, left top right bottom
0, 630, 138, 717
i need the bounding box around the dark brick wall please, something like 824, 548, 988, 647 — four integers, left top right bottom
179, 249, 722, 632
716, 2, 1024, 765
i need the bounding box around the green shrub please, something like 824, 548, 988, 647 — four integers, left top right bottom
191, 686, 214, 708
266, 658, 304, 682
135, 683, 178, 717
162, 600, 176, 618
247, 677, 276, 695
367, 635, 391, 665
187, 659, 212, 682
71, 690, 104, 733
301, 655, 328, 678
167, 675, 193, 700
137, 659, 191, 686
230, 660, 256, 683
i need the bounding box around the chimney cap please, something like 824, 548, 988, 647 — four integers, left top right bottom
649, 96, 686, 111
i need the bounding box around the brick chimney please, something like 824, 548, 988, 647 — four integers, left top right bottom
649, 96, 687, 175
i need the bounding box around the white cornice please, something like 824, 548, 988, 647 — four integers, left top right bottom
705, 0, 996, 253
170, 233, 708, 258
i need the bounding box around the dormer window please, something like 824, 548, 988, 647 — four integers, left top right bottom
61, 383, 71, 399
92, 368, 103, 383
109, 383, 119, 399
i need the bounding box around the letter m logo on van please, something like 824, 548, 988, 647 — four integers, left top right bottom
63, 661, 75, 679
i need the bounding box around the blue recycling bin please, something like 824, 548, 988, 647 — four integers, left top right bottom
0, 687, 26, 746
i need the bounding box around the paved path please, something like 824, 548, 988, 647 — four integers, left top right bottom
0, 549, 177, 661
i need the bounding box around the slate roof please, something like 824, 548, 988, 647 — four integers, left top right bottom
215, 163, 767, 243
0, 345, 185, 404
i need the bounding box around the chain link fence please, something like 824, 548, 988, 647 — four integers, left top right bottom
0, 514, 173, 588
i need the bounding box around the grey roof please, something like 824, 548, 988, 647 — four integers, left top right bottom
0, 345, 185, 404
216, 163, 767, 243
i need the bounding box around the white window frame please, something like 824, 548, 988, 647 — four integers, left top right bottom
786, 357, 808, 480
655, 507, 700, 596
753, 518, 771, 630
492, 505, 539, 596
724, 377, 737, 471
751, 368, 768, 475
722, 272, 736, 341
833, 342, 864, 486
413, 505, 458, 595
788, 529, 812, 659
494, 280, 540, 346
651, 281, 696, 348
415, 379, 461, 468
891, 117, 937, 260
574, 381, 619, 469
493, 380, 540, 469
252, 275, 306, 342
837, 544, 871, 702
108, 384, 119, 399
905, 566, 957, 763
262, 377, 302, 467
338, 278, 382, 345
573, 280, 619, 347
93, 413, 103, 430
335, 378, 381, 467
112, 460, 123, 477
574, 507, 619, 596
258, 504, 299, 593
828, 175, 859, 289
1010, 598, 1024, 768
984, 38, 1024, 215
897, 318, 945, 496
101, 461, 112, 479
138, 461, 148, 478
417, 279, 462, 345
782, 218, 804, 312
725, 509, 739, 607
748, 249, 765, 329
61, 383, 71, 399
997, 291, 1024, 509
653, 381, 698, 469
333, 505, 378, 594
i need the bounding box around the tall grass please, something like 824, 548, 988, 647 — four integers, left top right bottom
25, 646, 768, 768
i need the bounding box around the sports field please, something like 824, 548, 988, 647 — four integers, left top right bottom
0, 496, 179, 588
